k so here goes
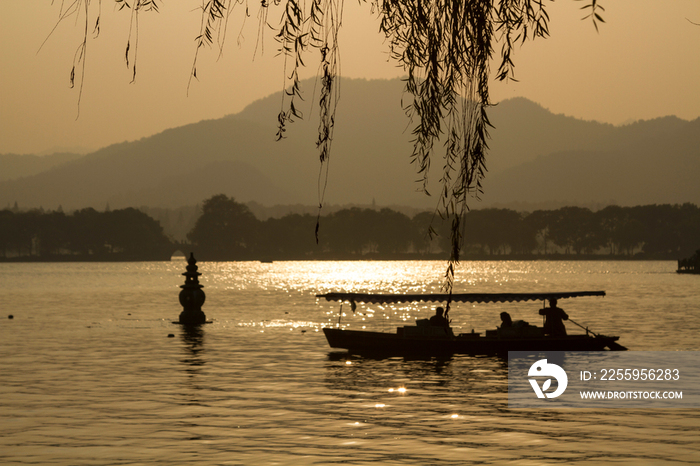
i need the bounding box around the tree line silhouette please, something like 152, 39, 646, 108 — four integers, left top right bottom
0, 207, 173, 260
2, 195, 699, 261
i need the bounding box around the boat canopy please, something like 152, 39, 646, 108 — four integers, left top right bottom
316, 291, 605, 304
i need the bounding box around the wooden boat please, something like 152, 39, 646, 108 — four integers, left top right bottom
317, 291, 625, 355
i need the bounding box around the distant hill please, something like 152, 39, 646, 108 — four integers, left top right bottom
0, 152, 83, 183
0, 78, 698, 211
0, 78, 426, 211
0, 116, 314, 210
481, 111, 700, 208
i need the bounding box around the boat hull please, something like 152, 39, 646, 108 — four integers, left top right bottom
323, 328, 617, 356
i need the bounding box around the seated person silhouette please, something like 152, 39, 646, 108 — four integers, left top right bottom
539, 298, 569, 336
500, 311, 513, 328
429, 307, 450, 327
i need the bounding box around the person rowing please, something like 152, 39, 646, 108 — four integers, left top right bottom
539, 298, 569, 336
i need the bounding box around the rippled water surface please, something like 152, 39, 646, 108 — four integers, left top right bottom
1, 260, 699, 464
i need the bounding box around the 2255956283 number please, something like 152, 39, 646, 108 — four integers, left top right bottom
600, 368, 680, 381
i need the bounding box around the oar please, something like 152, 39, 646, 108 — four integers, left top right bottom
568, 318, 628, 351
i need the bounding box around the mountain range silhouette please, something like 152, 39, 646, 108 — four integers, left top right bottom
1, 77, 698, 212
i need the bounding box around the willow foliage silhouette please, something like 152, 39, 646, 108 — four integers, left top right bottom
49, 0, 605, 291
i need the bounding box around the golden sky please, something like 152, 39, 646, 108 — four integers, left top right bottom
1, 1, 698, 155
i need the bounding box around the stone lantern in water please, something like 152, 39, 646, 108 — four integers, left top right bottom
179, 253, 207, 326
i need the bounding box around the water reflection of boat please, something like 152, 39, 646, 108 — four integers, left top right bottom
318, 291, 625, 356
324, 352, 510, 404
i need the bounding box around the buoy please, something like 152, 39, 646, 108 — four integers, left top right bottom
8, 315, 14, 319
167, 334, 175, 338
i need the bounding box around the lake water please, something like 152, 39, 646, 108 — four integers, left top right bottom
1, 260, 698, 465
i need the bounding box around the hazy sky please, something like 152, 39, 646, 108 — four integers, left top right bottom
1, 1, 698, 155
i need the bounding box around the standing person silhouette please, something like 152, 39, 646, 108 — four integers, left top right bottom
539, 298, 568, 336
